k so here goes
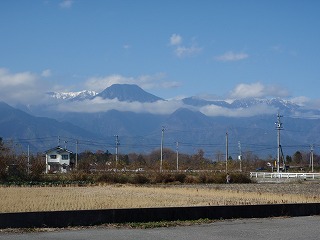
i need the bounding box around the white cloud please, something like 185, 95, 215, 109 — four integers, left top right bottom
41, 69, 52, 78
0, 68, 49, 104
59, 0, 73, 9
84, 73, 181, 93
85, 74, 132, 92
170, 34, 182, 46
290, 96, 310, 106
200, 103, 277, 117
229, 82, 289, 99
0, 68, 38, 87
169, 34, 202, 58
174, 45, 202, 58
56, 97, 184, 115
215, 51, 248, 62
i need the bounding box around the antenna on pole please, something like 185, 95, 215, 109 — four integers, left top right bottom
275, 112, 283, 173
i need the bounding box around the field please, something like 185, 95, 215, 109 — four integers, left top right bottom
0, 183, 320, 213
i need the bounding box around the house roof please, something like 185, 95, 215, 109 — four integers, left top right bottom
44, 146, 73, 154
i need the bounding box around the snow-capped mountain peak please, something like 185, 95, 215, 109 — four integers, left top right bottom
47, 90, 98, 101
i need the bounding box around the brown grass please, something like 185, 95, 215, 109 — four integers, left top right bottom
0, 183, 319, 213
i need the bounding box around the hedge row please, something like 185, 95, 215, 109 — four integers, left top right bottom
0, 172, 252, 186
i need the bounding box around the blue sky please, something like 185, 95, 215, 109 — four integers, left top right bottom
1, 0, 320, 112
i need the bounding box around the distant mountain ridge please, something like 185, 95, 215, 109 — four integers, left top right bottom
0, 101, 99, 152
47, 84, 310, 118
48, 84, 163, 103
3, 84, 320, 157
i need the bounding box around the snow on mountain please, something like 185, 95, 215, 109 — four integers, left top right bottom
45, 84, 318, 118
183, 97, 300, 111
3, 84, 320, 155
47, 90, 98, 101
230, 98, 299, 110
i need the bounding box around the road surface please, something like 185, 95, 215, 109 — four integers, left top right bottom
0, 216, 319, 240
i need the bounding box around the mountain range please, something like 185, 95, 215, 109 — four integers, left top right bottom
1, 83, 320, 158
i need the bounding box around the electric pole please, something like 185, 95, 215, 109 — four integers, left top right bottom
275, 113, 283, 173
160, 126, 165, 172
176, 141, 179, 171
75, 140, 78, 170
310, 144, 314, 173
238, 141, 242, 172
115, 135, 120, 171
27, 145, 30, 175
226, 132, 228, 173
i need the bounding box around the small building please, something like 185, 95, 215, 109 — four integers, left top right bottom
45, 146, 73, 173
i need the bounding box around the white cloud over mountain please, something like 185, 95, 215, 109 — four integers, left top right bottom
229, 82, 289, 99
0, 68, 49, 104
200, 103, 277, 117
56, 97, 184, 115
1, 68, 318, 118
84, 73, 180, 92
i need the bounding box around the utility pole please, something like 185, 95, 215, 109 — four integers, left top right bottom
275, 113, 283, 173
160, 126, 165, 172
238, 141, 242, 172
27, 145, 30, 175
58, 136, 61, 146
75, 140, 78, 170
115, 135, 120, 171
310, 144, 314, 173
176, 141, 179, 171
225, 132, 228, 173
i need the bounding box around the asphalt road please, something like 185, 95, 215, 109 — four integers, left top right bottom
1, 216, 319, 240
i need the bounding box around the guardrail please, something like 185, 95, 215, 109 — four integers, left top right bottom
250, 172, 320, 180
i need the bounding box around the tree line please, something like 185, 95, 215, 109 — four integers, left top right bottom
0, 137, 319, 183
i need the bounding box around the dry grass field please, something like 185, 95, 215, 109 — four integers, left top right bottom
0, 183, 319, 213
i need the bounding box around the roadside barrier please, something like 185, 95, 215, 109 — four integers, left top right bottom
0, 203, 320, 228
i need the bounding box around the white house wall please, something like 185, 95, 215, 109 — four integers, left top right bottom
47, 150, 70, 164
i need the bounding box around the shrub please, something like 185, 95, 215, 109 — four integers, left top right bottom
130, 174, 150, 184
230, 173, 251, 183
184, 175, 200, 184
152, 173, 174, 184
174, 173, 187, 183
